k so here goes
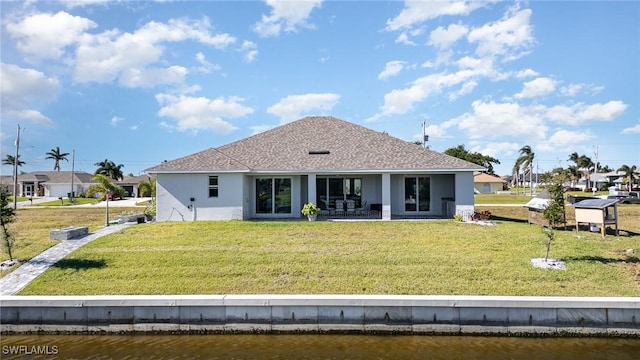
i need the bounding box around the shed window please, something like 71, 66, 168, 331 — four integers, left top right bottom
208, 176, 219, 197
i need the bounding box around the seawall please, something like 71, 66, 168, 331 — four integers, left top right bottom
1, 295, 639, 337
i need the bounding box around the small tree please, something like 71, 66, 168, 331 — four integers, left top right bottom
540, 171, 567, 262
0, 186, 17, 261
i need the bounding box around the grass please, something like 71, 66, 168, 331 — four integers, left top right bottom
0, 207, 140, 277
15, 204, 640, 296
34, 197, 99, 206
474, 194, 532, 204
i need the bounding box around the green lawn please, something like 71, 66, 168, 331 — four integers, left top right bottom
35, 197, 98, 206
18, 215, 640, 296
0, 207, 141, 275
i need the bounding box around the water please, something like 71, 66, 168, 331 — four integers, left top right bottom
1, 334, 639, 359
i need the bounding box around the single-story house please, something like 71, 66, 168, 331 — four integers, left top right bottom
0, 175, 14, 194
145, 116, 484, 221
16, 171, 95, 198
474, 172, 506, 194
117, 175, 152, 197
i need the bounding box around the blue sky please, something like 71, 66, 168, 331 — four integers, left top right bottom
1, 0, 638, 177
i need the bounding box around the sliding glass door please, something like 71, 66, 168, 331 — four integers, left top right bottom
316, 177, 362, 209
256, 178, 291, 214
404, 176, 430, 212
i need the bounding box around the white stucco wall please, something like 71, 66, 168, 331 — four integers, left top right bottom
156, 173, 245, 221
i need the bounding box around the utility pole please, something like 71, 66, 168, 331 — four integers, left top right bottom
70, 150, 75, 203
593, 145, 599, 194
12, 125, 20, 209
422, 119, 429, 149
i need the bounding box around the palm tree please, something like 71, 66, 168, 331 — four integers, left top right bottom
94, 159, 124, 181
2, 154, 25, 167
617, 164, 639, 191
568, 152, 593, 189
515, 145, 535, 195
137, 177, 156, 198
45, 147, 70, 171
566, 165, 581, 188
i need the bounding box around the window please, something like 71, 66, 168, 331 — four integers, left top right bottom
404, 177, 430, 212
256, 178, 291, 214
208, 176, 219, 197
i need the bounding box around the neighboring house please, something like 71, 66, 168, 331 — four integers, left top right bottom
0, 175, 14, 194
474, 172, 506, 194
16, 171, 95, 198
145, 116, 484, 221
117, 175, 151, 197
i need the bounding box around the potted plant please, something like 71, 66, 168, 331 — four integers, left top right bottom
301, 202, 321, 221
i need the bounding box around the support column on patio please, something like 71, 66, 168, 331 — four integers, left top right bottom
381, 173, 391, 220
454, 172, 475, 219
307, 173, 316, 205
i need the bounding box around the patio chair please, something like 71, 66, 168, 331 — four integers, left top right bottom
356, 201, 367, 216
335, 200, 345, 216
346, 200, 356, 216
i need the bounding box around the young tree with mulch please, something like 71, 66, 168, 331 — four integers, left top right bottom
541, 171, 568, 262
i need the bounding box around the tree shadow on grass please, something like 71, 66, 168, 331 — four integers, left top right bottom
488, 215, 529, 224
53, 259, 106, 271
561, 255, 639, 264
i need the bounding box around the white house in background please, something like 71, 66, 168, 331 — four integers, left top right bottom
474, 172, 507, 194
16, 171, 95, 198
145, 116, 484, 221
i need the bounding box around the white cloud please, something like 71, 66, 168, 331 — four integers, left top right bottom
577, 100, 627, 121
622, 122, 640, 134
249, 124, 276, 136
119, 66, 188, 88
448, 80, 477, 101
515, 68, 539, 78
74, 17, 235, 85
386, 0, 488, 31
110, 116, 124, 126
378, 61, 406, 80
428, 22, 468, 49
195, 52, 221, 73
267, 93, 340, 124
467, 7, 534, 59
515, 77, 556, 99
370, 69, 484, 120
156, 94, 254, 133
0, 63, 60, 108
560, 83, 604, 97
239, 41, 258, 63
454, 100, 548, 141
473, 142, 521, 159
6, 11, 97, 60
395, 32, 415, 46
253, 0, 323, 37
60, 0, 112, 8
4, 109, 53, 126
0, 63, 59, 126
538, 129, 595, 152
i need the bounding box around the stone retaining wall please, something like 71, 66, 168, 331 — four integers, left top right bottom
1, 295, 638, 336
49, 227, 89, 240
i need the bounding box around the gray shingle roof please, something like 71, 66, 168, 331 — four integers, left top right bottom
146, 116, 484, 173
17, 171, 95, 184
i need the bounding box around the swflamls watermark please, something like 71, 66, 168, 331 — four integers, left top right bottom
2, 345, 59, 356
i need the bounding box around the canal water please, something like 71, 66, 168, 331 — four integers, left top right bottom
1, 334, 639, 359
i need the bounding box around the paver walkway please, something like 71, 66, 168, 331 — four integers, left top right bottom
0, 223, 135, 296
